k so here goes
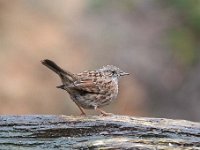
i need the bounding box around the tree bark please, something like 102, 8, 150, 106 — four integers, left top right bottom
0, 115, 199, 149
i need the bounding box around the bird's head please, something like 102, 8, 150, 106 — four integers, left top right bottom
100, 65, 129, 79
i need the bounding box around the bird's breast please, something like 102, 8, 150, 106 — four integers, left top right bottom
106, 78, 118, 99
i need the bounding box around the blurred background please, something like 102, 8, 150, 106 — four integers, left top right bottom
0, 0, 200, 121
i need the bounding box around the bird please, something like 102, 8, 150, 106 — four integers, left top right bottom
41, 59, 129, 116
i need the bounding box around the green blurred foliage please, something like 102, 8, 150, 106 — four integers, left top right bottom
167, 0, 200, 31
168, 28, 198, 67
165, 0, 200, 68
88, 0, 136, 12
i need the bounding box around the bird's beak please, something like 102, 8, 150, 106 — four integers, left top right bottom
120, 71, 129, 76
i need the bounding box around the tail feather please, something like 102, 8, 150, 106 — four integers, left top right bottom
41, 59, 77, 84
41, 59, 67, 75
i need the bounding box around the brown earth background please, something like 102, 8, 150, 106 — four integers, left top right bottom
0, 0, 200, 121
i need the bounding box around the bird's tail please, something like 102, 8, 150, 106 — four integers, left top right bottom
41, 59, 77, 84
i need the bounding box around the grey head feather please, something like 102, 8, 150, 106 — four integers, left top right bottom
100, 65, 129, 78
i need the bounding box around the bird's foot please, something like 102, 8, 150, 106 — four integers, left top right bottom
80, 112, 86, 116
95, 107, 113, 116
99, 112, 113, 117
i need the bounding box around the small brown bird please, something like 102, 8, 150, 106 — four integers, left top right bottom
41, 59, 129, 116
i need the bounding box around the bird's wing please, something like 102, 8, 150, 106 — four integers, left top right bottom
73, 79, 101, 93
67, 71, 108, 93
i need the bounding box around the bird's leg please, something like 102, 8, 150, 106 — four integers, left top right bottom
79, 106, 86, 116
78, 105, 86, 116
95, 107, 113, 116
74, 102, 86, 116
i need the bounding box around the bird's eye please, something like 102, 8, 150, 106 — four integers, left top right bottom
111, 71, 116, 74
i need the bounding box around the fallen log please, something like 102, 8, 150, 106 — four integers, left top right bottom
0, 115, 199, 149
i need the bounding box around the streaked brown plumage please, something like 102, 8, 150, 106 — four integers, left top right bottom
41, 59, 129, 116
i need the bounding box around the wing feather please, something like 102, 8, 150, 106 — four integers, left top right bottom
68, 71, 108, 93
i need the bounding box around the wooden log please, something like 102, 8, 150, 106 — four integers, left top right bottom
0, 115, 199, 149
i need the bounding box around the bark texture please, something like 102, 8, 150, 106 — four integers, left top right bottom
0, 115, 200, 149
